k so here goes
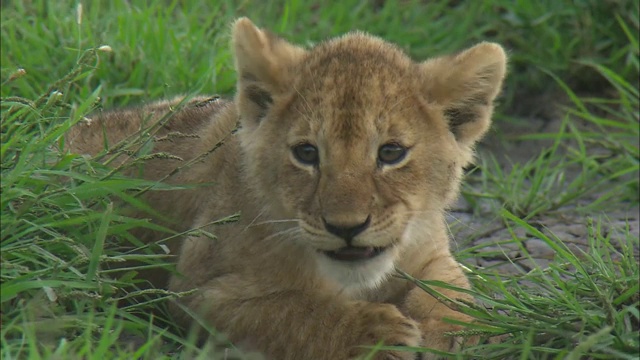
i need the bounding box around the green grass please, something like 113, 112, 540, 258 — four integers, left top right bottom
2, 0, 639, 359
455, 213, 639, 359
400, 212, 639, 359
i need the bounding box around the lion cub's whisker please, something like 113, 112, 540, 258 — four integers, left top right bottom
247, 219, 301, 227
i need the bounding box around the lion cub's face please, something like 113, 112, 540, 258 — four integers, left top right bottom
232, 19, 507, 289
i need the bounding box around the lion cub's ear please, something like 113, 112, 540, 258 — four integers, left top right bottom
232, 18, 306, 127
421, 42, 507, 147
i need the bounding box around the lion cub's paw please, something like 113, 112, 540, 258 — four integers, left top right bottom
349, 303, 422, 360
419, 317, 478, 360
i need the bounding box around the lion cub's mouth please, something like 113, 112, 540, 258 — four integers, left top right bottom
323, 246, 387, 262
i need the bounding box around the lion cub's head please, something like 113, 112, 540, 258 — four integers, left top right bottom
232, 18, 507, 289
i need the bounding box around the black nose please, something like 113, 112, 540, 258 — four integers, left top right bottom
323, 216, 371, 244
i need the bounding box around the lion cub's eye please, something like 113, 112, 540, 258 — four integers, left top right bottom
292, 143, 319, 165
378, 143, 407, 165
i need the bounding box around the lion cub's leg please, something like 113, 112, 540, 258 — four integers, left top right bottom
169, 235, 420, 360
401, 250, 475, 357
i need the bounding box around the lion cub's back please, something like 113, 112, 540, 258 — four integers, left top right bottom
64, 96, 236, 255
65, 96, 230, 159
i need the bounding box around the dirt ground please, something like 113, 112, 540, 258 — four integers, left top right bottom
449, 112, 639, 275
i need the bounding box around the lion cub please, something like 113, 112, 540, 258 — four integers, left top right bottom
67, 18, 507, 360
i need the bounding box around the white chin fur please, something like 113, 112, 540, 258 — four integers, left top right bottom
314, 250, 395, 291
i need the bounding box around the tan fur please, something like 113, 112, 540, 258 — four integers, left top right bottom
66, 18, 507, 360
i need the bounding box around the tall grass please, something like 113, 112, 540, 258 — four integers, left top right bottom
454, 213, 639, 359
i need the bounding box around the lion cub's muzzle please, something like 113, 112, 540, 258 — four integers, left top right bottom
321, 215, 389, 261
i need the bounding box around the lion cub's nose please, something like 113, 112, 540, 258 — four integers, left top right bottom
323, 216, 371, 244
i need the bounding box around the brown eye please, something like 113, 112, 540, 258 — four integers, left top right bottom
292, 143, 319, 165
378, 143, 407, 165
